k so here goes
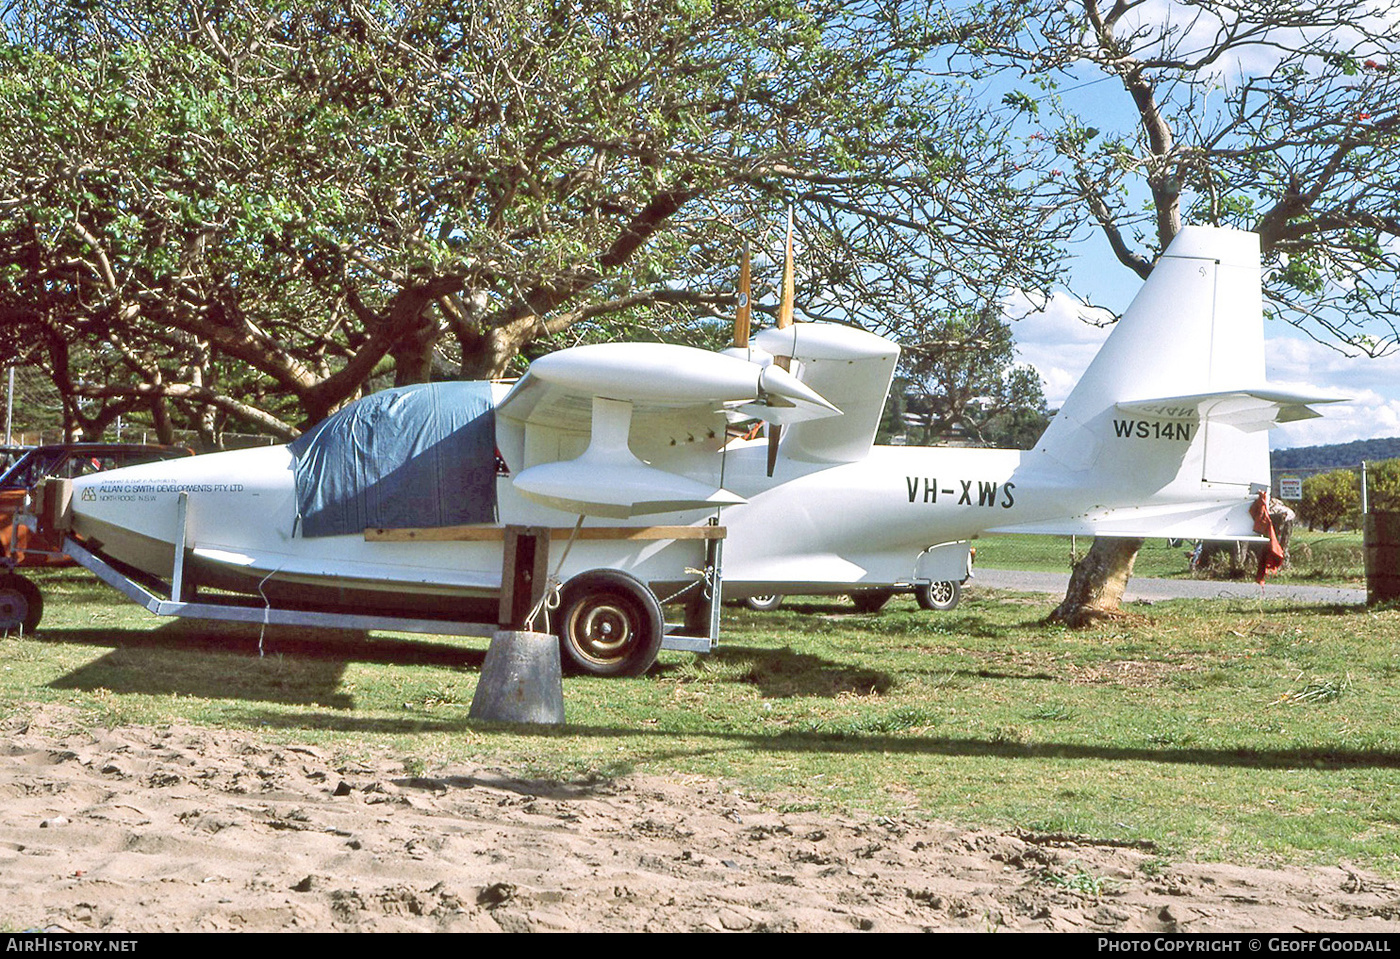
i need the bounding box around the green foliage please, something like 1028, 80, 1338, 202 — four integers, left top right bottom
0, 0, 1065, 439
1299, 469, 1361, 531
1296, 459, 1400, 530
1365, 458, 1400, 513
1001, 90, 1039, 115
893, 307, 1050, 449
1045, 863, 1114, 898
1279, 254, 1327, 295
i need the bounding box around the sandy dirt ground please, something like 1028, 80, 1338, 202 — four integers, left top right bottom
2, 705, 1398, 934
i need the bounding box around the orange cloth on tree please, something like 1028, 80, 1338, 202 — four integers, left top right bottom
1249, 491, 1285, 585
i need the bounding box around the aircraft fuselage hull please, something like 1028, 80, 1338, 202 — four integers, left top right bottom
67, 424, 1252, 608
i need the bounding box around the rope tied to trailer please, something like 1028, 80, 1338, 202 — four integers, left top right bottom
657, 557, 717, 607
254, 564, 285, 658
657, 576, 703, 606
523, 515, 585, 634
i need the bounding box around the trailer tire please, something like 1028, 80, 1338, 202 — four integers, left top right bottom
558, 570, 664, 677
849, 588, 895, 614
0, 574, 42, 634
744, 594, 784, 612
915, 579, 961, 612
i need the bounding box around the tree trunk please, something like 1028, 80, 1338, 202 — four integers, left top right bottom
1047, 536, 1143, 627
148, 393, 175, 446
459, 324, 531, 381
390, 323, 442, 387
1272, 500, 1295, 563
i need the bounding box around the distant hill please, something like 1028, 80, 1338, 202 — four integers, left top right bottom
1272, 437, 1400, 471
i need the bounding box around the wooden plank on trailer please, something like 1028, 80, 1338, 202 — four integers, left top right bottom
37, 478, 74, 532
498, 525, 550, 629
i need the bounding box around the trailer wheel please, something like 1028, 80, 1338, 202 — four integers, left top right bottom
558, 570, 664, 677
744, 594, 783, 612
0, 574, 42, 634
916, 579, 961, 612
849, 588, 895, 614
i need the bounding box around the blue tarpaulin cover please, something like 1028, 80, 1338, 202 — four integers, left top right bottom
288, 382, 498, 537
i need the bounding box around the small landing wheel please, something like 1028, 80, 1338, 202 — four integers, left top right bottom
557, 569, 664, 677
744, 594, 784, 612
916, 579, 961, 612
0, 574, 42, 634
849, 588, 895, 614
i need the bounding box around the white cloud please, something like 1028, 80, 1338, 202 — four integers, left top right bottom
1264, 336, 1400, 449
1266, 335, 1400, 394
1110, 0, 1393, 83
1272, 393, 1400, 449
1002, 290, 1113, 407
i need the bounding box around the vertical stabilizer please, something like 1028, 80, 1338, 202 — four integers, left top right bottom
1030, 227, 1269, 496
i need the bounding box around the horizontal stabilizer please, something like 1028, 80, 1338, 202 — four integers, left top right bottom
1116, 389, 1345, 433
989, 498, 1266, 541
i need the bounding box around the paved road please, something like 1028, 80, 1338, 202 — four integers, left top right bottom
971, 567, 1367, 605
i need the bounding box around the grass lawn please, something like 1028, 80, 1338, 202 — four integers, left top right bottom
973, 530, 1365, 586
4, 567, 1399, 873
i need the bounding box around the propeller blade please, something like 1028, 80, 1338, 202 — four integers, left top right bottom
732, 243, 751, 349
777, 208, 794, 330
769, 208, 795, 475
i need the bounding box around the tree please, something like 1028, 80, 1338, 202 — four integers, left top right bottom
943, 0, 1400, 625
1364, 458, 1400, 513
0, 365, 64, 444
1298, 469, 1360, 530
1291, 459, 1400, 530
898, 307, 1049, 448
0, 0, 1066, 441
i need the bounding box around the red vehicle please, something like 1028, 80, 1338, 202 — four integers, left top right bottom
1, 443, 193, 632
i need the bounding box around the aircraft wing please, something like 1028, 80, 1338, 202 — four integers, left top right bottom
1116, 389, 1345, 432
495, 342, 840, 517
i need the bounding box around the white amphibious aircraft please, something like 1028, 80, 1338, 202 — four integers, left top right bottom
37, 225, 1336, 676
